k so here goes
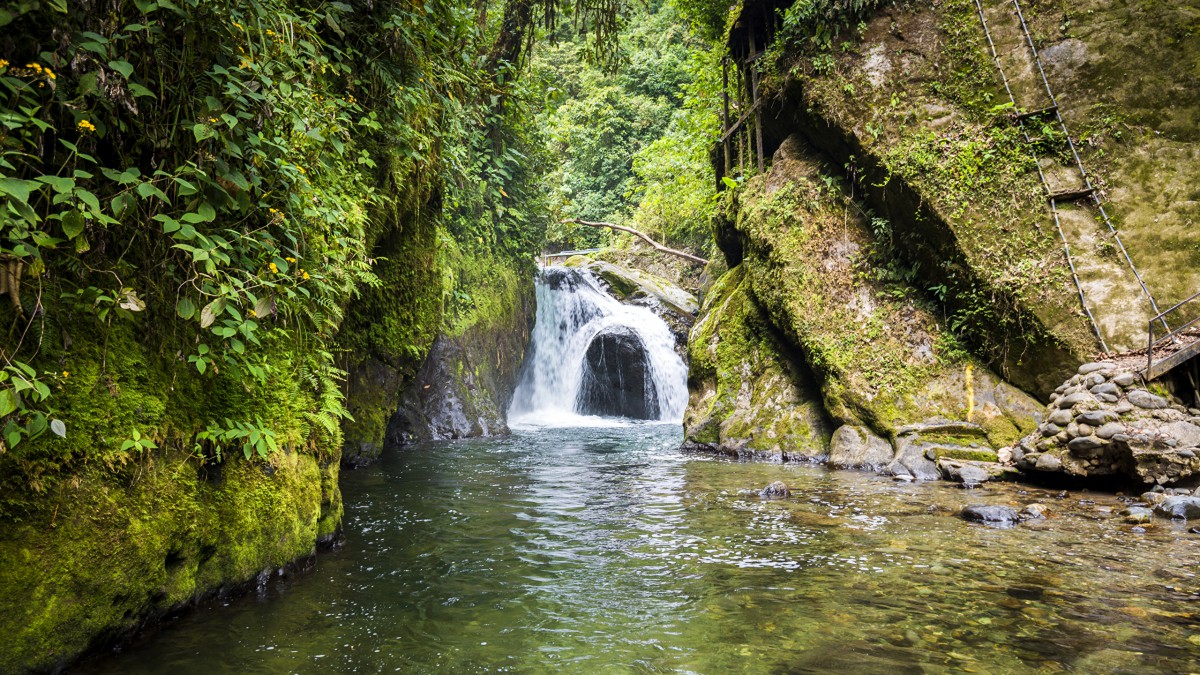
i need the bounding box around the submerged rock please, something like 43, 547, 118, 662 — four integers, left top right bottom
760, 481, 791, 499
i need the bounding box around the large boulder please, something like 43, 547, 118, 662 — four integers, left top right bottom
576, 326, 659, 419
828, 425, 893, 471
683, 266, 833, 459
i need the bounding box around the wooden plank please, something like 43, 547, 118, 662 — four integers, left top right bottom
1047, 187, 1095, 203
1147, 339, 1200, 380
1017, 105, 1057, 121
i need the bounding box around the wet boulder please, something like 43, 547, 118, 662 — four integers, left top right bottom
576, 326, 659, 419
760, 481, 791, 499
961, 505, 1020, 526
1154, 496, 1200, 520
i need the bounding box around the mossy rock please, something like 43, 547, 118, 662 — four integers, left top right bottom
683, 265, 833, 459
732, 135, 1043, 441
924, 446, 1000, 463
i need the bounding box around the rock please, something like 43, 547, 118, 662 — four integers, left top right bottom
1077, 410, 1117, 427
1067, 436, 1108, 452
1127, 390, 1168, 410
828, 425, 894, 471
1035, 453, 1063, 471
946, 463, 991, 486
1154, 495, 1200, 519
1057, 392, 1093, 409
1085, 373, 1106, 388
1049, 409, 1073, 426
760, 481, 791, 499
1078, 362, 1115, 375
1121, 506, 1154, 524
1077, 423, 1094, 437
577, 326, 659, 419
1095, 422, 1125, 439
1019, 503, 1048, 520
961, 505, 1020, 526
1113, 372, 1137, 387
1038, 422, 1061, 436
1114, 401, 1134, 414
1098, 393, 1119, 403
1066, 422, 1080, 438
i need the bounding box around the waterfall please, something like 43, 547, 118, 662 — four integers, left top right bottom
509, 267, 688, 427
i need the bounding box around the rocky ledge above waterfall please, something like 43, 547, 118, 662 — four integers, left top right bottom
560, 255, 698, 357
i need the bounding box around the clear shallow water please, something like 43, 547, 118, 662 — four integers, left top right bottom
82, 423, 1200, 674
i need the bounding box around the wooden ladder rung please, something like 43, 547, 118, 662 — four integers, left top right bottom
1017, 105, 1058, 121
1047, 187, 1095, 203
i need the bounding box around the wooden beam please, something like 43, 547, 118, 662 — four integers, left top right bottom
561, 219, 709, 265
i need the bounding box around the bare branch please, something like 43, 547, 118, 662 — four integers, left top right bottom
562, 218, 708, 265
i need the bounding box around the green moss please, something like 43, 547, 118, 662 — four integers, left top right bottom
0, 445, 328, 673
925, 446, 1000, 462
684, 265, 833, 458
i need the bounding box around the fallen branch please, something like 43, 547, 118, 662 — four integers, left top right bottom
561, 219, 708, 265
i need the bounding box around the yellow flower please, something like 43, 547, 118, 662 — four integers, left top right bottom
301, 270, 310, 280
298, 166, 306, 174
62, 371, 69, 378
268, 262, 278, 273
77, 120, 96, 133
248, 309, 257, 318
285, 256, 296, 263
0, 60, 9, 69
233, 21, 244, 30
208, 117, 217, 124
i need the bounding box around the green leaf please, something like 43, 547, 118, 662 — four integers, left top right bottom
0, 177, 39, 202
37, 175, 75, 194
128, 83, 155, 98
107, 59, 134, 79
176, 297, 196, 319
76, 189, 102, 214
62, 210, 86, 239
50, 419, 66, 438
192, 123, 217, 142
0, 389, 16, 417
5, 429, 20, 449
194, 358, 206, 374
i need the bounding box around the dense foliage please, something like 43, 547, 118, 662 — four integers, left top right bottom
0, 0, 629, 509
536, 1, 722, 253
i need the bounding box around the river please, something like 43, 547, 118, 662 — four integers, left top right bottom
80, 420, 1200, 673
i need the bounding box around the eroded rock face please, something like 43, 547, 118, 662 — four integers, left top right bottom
1016, 362, 1200, 485
577, 326, 659, 420
682, 265, 833, 460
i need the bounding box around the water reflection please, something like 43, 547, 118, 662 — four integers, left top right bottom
81, 424, 1200, 674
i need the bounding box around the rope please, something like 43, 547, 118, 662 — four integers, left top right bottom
971, 0, 1109, 354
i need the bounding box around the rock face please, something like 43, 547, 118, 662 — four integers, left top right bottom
343, 251, 536, 463
576, 326, 659, 419
1016, 362, 1200, 485
687, 134, 1043, 476
683, 265, 834, 460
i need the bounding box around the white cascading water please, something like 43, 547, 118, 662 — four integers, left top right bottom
509, 267, 688, 427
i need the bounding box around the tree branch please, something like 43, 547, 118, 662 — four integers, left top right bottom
561, 218, 708, 265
